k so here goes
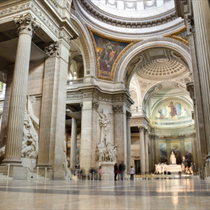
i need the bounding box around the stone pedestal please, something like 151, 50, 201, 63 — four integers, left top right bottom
21, 158, 36, 171
101, 162, 115, 180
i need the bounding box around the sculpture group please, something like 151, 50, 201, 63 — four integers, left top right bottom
96, 135, 117, 162
95, 109, 118, 163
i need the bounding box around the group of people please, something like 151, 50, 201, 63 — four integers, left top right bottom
114, 161, 135, 181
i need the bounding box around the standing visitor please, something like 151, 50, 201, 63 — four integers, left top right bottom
98, 166, 102, 181
114, 163, 119, 181
119, 161, 126, 181
129, 166, 135, 180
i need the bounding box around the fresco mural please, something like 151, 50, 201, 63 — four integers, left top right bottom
171, 142, 181, 164
185, 140, 193, 164
175, 30, 188, 42
159, 142, 167, 163
93, 34, 130, 80
155, 101, 191, 121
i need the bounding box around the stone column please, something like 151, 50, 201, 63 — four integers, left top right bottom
70, 118, 77, 169
80, 95, 93, 173
126, 111, 132, 173
192, 0, 210, 164
165, 136, 171, 164
144, 130, 149, 173
0, 67, 14, 149
2, 14, 39, 166
139, 126, 145, 174
37, 41, 70, 179
113, 105, 126, 164
150, 134, 155, 172
180, 135, 185, 160
187, 81, 205, 174
91, 101, 99, 168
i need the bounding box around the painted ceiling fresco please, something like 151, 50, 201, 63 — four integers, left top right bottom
155, 101, 192, 126
93, 34, 130, 80
175, 30, 188, 42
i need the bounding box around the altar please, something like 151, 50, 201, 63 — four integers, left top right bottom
155, 152, 182, 174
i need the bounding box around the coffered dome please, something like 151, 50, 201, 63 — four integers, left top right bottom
136, 59, 188, 80
90, 0, 175, 19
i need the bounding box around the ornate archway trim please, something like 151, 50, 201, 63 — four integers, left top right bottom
113, 37, 191, 83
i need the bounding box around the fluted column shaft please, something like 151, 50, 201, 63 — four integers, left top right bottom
70, 118, 77, 169
145, 130, 149, 173
180, 136, 185, 160
192, 0, 210, 155
126, 112, 131, 173
2, 14, 39, 165
139, 127, 145, 174
166, 138, 171, 164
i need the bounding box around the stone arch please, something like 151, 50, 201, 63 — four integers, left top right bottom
71, 11, 97, 77
113, 37, 192, 87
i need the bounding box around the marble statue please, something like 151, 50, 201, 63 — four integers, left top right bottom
63, 139, 71, 179
21, 111, 39, 159
96, 108, 117, 163
0, 145, 5, 157
170, 151, 176, 164
21, 97, 39, 159
96, 135, 117, 163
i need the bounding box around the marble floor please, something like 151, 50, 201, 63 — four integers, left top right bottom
0, 178, 210, 210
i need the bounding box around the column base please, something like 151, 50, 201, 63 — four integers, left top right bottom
36, 164, 53, 180
1, 158, 22, 166
0, 165, 28, 179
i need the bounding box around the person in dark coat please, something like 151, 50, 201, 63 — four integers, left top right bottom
119, 161, 126, 181
114, 163, 119, 181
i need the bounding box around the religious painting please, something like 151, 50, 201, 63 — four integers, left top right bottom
171, 142, 181, 164
155, 101, 191, 121
159, 142, 167, 163
185, 141, 193, 163
175, 30, 188, 42
93, 33, 130, 80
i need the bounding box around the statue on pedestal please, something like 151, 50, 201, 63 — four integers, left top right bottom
170, 151, 176, 164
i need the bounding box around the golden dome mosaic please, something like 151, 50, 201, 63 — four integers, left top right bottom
137, 59, 187, 79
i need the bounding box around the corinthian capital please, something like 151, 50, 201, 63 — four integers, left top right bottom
45, 42, 60, 56
14, 13, 40, 34
186, 82, 196, 106
112, 105, 123, 114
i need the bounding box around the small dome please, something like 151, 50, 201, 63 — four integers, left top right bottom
137, 59, 188, 80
